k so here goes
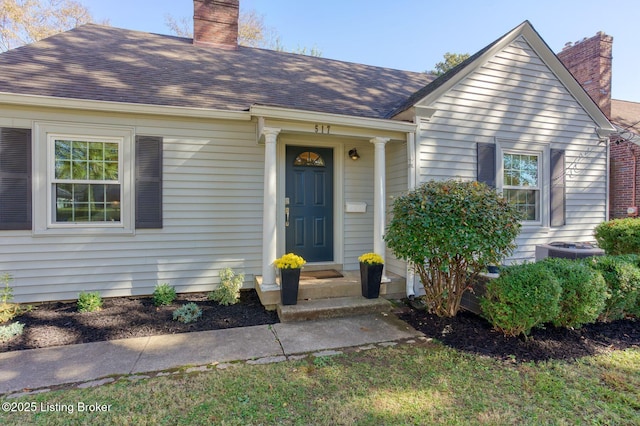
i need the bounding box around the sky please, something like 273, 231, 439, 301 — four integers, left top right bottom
83, 0, 640, 102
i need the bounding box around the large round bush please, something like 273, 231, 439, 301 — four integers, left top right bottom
480, 262, 561, 337
385, 180, 522, 317
540, 258, 607, 328
585, 255, 640, 321
594, 218, 640, 255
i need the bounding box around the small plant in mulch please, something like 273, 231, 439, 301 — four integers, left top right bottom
77, 291, 103, 313
0, 273, 32, 323
153, 283, 177, 307
0, 322, 24, 342
208, 268, 244, 306
173, 303, 202, 323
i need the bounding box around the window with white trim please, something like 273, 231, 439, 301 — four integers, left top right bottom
33, 122, 134, 235
502, 152, 540, 221
494, 139, 550, 228
52, 138, 121, 223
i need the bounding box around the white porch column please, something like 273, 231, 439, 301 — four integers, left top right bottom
370, 137, 390, 282
261, 127, 281, 287
406, 131, 417, 296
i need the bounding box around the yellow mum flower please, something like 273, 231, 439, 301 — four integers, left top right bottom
358, 253, 384, 265
273, 253, 306, 269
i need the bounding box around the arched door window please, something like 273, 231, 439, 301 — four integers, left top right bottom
293, 151, 325, 167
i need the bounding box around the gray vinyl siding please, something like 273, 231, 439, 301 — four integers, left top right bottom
1, 106, 392, 301
343, 141, 374, 270
0, 108, 264, 303
416, 36, 607, 263
385, 141, 408, 276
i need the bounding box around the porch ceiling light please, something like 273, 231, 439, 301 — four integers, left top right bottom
348, 148, 360, 160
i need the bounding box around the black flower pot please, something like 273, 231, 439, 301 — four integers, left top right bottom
280, 268, 301, 305
360, 263, 383, 299
487, 265, 501, 274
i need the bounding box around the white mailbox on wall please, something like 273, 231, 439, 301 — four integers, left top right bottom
345, 202, 367, 213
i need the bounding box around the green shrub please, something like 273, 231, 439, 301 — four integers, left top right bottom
385, 180, 522, 317
77, 291, 103, 312
0, 273, 14, 305
594, 218, 640, 255
0, 273, 32, 323
153, 283, 177, 306
208, 268, 244, 306
173, 302, 202, 323
540, 258, 607, 328
613, 253, 640, 268
0, 322, 24, 342
0, 303, 26, 324
480, 262, 562, 337
584, 255, 640, 321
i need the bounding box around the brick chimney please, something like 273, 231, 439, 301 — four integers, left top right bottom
557, 32, 613, 117
193, 0, 239, 49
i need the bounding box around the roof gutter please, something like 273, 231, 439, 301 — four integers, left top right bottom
0, 92, 252, 121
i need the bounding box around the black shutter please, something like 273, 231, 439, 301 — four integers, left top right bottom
477, 142, 496, 188
0, 128, 32, 230
135, 136, 163, 229
550, 149, 566, 227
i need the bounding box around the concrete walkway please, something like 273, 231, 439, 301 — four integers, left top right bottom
0, 313, 423, 396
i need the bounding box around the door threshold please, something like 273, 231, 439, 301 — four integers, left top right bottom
302, 263, 343, 272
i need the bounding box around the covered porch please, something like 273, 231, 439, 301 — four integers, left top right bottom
251, 106, 416, 316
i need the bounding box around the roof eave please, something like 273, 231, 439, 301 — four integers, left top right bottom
250, 104, 417, 133
0, 92, 252, 121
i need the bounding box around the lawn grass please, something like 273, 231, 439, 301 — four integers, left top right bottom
2, 341, 639, 425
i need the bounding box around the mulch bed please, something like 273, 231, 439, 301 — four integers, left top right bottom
1, 290, 278, 353
399, 305, 640, 363
4, 290, 639, 364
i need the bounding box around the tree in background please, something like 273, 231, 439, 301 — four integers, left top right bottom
165, 9, 276, 48
429, 52, 470, 76
0, 0, 103, 51
166, 10, 321, 56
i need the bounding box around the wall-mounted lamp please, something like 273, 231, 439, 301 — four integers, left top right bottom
348, 148, 360, 160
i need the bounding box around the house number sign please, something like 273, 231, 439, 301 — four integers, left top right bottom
314, 124, 331, 134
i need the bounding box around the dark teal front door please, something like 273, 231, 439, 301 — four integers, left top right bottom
285, 146, 334, 262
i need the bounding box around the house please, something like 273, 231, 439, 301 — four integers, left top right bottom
557, 32, 640, 219
0, 0, 615, 304
610, 100, 640, 218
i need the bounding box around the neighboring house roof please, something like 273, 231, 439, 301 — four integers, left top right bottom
611, 99, 640, 134
0, 24, 433, 120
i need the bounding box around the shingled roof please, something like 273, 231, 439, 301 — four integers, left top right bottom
611, 99, 640, 135
0, 24, 434, 120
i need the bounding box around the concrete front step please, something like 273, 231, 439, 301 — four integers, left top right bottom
277, 296, 393, 322
255, 270, 406, 310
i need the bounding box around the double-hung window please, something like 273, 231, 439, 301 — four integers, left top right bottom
53, 138, 121, 223
492, 139, 551, 228
34, 122, 135, 235
502, 152, 540, 222
481, 139, 564, 229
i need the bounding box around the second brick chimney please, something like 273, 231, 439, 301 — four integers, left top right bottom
557, 32, 613, 117
193, 0, 239, 49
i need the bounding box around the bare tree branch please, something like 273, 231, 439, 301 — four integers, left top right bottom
0, 0, 105, 51
165, 8, 321, 56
